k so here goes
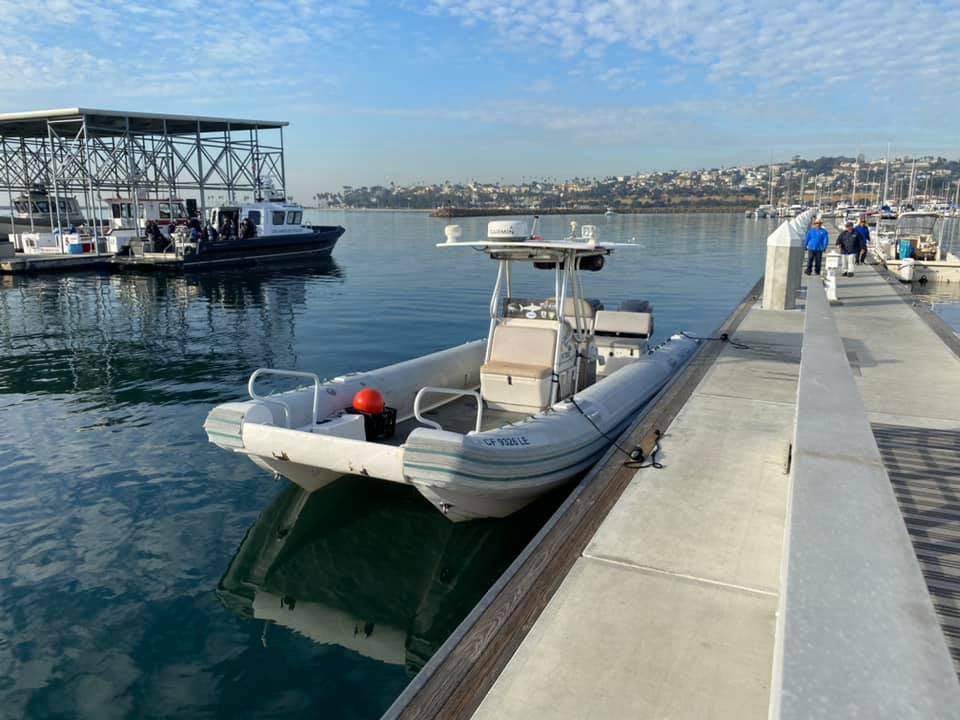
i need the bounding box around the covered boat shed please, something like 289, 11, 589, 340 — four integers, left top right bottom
0, 108, 289, 236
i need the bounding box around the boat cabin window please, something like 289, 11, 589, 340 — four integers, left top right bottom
57, 200, 68, 212
271, 211, 285, 226
247, 210, 261, 225
215, 208, 240, 235
14, 201, 29, 213
111, 203, 135, 219
158, 202, 187, 220
287, 211, 302, 225
36, 200, 50, 213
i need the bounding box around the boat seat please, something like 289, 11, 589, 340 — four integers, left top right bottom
548, 297, 601, 328
594, 310, 652, 378
481, 323, 557, 412
480, 361, 552, 380
594, 309, 651, 338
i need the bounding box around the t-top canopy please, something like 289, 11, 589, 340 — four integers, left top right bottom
437, 220, 637, 261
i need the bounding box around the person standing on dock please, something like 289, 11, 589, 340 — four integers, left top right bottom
854, 217, 870, 264
837, 221, 861, 277
804, 218, 829, 275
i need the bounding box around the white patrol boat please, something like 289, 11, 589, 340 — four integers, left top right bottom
204, 219, 698, 521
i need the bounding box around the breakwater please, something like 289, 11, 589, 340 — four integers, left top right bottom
430, 205, 751, 218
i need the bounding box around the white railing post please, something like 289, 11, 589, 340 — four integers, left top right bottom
762, 208, 818, 310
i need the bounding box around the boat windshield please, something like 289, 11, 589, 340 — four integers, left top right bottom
897, 215, 937, 234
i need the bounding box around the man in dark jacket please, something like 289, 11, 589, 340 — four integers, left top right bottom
837, 221, 861, 277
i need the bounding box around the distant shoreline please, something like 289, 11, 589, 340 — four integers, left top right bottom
306, 206, 751, 216
429, 206, 750, 218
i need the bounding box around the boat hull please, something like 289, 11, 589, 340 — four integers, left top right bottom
114, 225, 344, 270
187, 225, 344, 264
0, 214, 89, 244
402, 336, 697, 520
205, 336, 698, 521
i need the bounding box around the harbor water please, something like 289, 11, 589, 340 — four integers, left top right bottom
0, 211, 911, 718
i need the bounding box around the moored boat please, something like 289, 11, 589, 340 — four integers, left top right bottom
204, 219, 698, 521
113, 193, 344, 268
0, 186, 87, 245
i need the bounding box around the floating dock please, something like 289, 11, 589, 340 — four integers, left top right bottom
384, 225, 960, 717
0, 253, 108, 274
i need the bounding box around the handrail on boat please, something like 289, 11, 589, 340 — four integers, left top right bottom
414, 386, 484, 434
248, 368, 322, 428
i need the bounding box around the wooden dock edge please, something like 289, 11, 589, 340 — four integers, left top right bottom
383, 278, 765, 720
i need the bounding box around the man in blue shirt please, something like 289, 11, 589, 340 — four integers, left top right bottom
854, 217, 870, 264
804, 218, 829, 275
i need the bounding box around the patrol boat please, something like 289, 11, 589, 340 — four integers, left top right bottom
204, 219, 698, 521
109, 182, 344, 266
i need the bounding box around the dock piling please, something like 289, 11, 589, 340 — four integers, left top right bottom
762, 209, 817, 310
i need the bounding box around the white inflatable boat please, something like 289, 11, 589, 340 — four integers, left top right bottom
205, 220, 699, 521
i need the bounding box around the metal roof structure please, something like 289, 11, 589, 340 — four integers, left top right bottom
0, 108, 289, 236
0, 108, 287, 138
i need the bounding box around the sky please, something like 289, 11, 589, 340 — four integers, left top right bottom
2, 0, 959, 196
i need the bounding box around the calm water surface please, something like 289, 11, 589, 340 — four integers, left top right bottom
0, 212, 776, 718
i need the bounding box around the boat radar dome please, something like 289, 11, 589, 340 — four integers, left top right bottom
487, 220, 529, 242
352, 388, 385, 415
444, 224, 462, 243
580, 224, 598, 245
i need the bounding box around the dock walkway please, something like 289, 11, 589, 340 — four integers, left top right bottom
469, 264, 960, 719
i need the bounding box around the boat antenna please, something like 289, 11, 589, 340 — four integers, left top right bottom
529, 214, 540, 239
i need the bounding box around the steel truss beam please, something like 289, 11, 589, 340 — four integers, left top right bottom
0, 114, 287, 216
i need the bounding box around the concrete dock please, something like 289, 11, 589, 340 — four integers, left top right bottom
469, 265, 960, 719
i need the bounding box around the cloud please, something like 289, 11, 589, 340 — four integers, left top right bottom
525, 78, 556, 93
0, 0, 363, 104
419, 0, 960, 101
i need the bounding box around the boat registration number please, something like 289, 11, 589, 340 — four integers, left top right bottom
482, 436, 531, 447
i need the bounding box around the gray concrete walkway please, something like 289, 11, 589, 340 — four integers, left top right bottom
832, 268, 960, 429
471, 264, 960, 720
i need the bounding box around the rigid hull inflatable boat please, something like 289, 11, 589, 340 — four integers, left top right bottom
205, 220, 698, 521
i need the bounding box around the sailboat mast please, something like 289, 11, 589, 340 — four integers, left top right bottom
768, 161, 774, 206
908, 159, 917, 203
882, 143, 890, 205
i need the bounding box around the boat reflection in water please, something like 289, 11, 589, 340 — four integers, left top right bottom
217, 475, 560, 675
0, 258, 343, 403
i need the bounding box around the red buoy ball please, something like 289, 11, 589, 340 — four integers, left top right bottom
352, 388, 385, 415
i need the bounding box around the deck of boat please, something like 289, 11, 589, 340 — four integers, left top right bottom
387, 394, 528, 446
